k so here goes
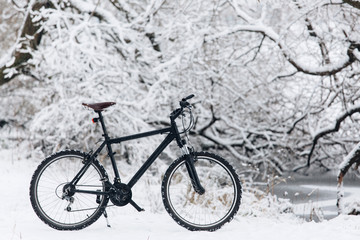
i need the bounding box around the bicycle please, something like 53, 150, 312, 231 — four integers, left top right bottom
29, 94, 242, 231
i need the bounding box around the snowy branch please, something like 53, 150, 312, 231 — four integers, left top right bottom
307, 105, 360, 167
2, 0, 360, 181
206, 1, 360, 77
0, 1, 52, 84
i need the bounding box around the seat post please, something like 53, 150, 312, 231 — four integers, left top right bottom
97, 111, 109, 139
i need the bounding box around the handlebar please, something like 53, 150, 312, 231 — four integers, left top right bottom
170, 94, 195, 120
180, 94, 194, 108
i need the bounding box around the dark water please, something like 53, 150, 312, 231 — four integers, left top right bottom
269, 172, 360, 221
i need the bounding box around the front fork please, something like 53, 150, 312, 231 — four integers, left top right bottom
181, 145, 205, 195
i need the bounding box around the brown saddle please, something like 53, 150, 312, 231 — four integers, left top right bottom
82, 102, 116, 112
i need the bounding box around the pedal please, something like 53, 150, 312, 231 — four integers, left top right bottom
103, 209, 111, 228
129, 199, 145, 212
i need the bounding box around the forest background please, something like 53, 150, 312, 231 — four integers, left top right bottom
2, 0, 360, 216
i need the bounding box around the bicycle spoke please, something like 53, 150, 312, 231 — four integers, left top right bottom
162, 152, 241, 231
30, 151, 109, 230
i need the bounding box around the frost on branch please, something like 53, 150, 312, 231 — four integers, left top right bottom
1, 0, 360, 185
0, 1, 53, 85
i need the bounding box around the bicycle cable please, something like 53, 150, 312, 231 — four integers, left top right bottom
180, 106, 195, 152
180, 107, 194, 134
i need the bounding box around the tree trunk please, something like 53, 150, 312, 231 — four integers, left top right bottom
344, 0, 360, 10
337, 142, 360, 214
0, 2, 53, 85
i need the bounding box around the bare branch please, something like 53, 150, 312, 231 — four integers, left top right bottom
307, 105, 360, 166
197, 105, 219, 135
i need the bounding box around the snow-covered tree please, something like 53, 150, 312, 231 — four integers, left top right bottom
1, 0, 360, 183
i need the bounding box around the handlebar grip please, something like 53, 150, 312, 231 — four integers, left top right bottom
182, 94, 195, 101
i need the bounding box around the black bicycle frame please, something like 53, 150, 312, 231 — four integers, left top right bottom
111, 127, 174, 188
69, 110, 204, 199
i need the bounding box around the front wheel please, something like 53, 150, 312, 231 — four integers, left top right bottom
162, 152, 241, 231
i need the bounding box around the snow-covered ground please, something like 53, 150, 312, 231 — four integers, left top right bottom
2, 148, 360, 240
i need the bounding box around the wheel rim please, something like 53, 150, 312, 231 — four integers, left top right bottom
34, 155, 106, 227
166, 156, 238, 228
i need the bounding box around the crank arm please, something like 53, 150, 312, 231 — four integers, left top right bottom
129, 199, 145, 212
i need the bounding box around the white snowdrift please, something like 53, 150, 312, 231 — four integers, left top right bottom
2, 148, 360, 240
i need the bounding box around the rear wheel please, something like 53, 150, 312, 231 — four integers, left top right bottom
29, 150, 109, 230
162, 152, 241, 231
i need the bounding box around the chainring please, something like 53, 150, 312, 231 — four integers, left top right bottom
109, 182, 132, 206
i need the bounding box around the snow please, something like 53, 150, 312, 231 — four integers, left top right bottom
2, 149, 360, 240
339, 141, 360, 171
